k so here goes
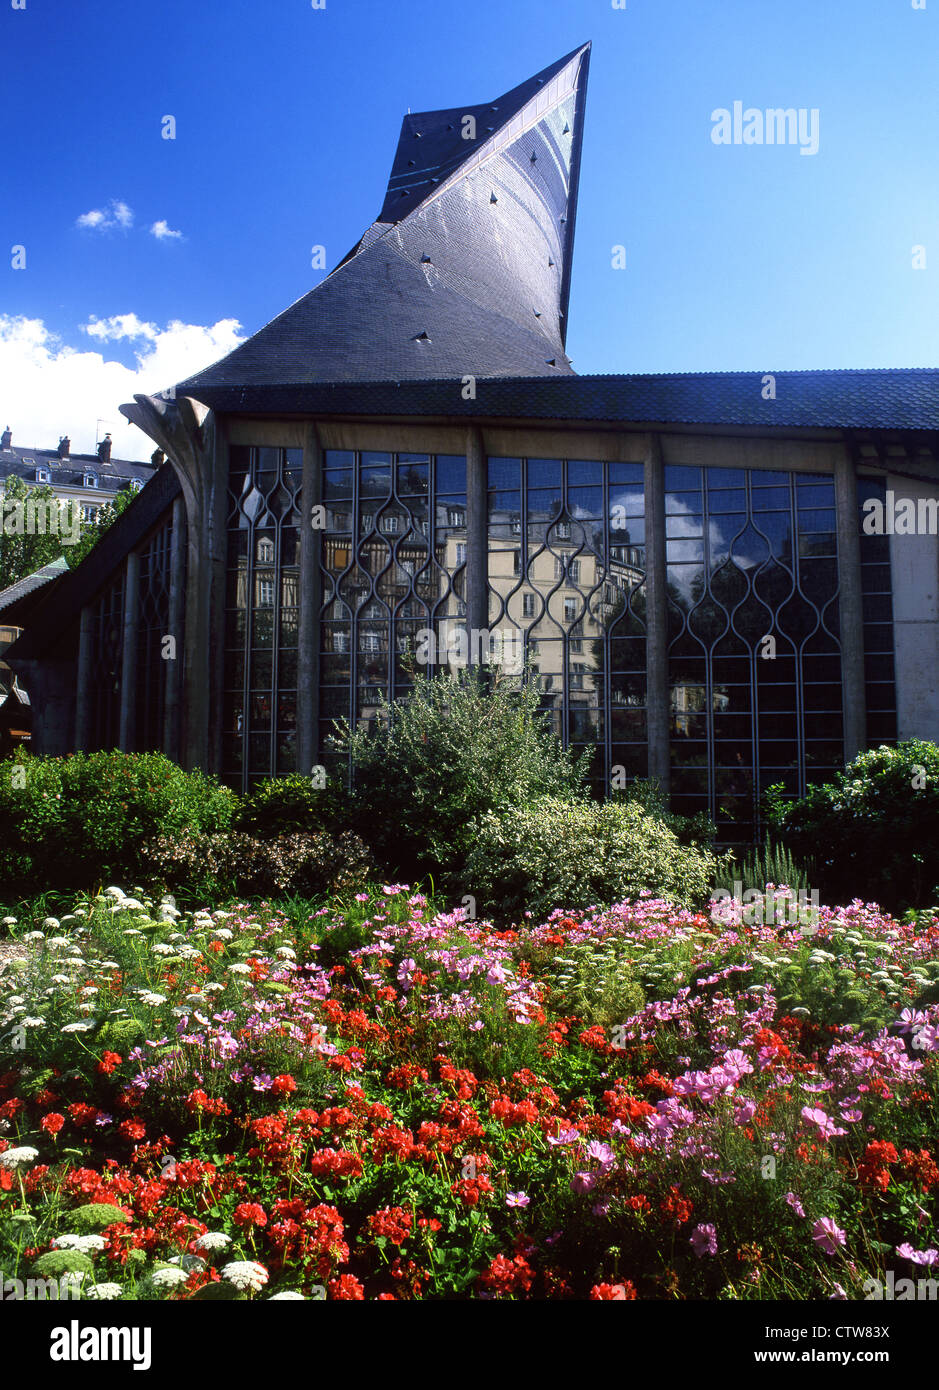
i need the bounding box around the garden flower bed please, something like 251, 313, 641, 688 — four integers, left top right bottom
0, 884, 937, 1300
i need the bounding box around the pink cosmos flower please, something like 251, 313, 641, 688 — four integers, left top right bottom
800, 1106, 847, 1139
812, 1217, 847, 1255
784, 1192, 806, 1217
506, 1192, 530, 1208
895, 1244, 939, 1266
585, 1140, 616, 1169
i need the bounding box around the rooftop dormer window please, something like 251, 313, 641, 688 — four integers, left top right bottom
35, 467, 50, 484
84, 472, 98, 488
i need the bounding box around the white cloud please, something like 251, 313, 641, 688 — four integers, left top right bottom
0, 314, 245, 462
76, 209, 108, 230
83, 314, 159, 343
150, 220, 184, 241
75, 199, 135, 232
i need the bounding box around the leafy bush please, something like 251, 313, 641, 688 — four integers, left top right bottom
465, 795, 724, 922
0, 752, 235, 896
328, 666, 587, 889
764, 739, 939, 912
233, 773, 346, 839
610, 777, 718, 849
140, 828, 374, 900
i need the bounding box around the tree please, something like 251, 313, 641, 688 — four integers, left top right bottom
0, 476, 67, 591
0, 476, 136, 591
65, 488, 135, 569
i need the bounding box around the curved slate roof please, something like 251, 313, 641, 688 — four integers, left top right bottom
178, 44, 591, 392
184, 368, 939, 433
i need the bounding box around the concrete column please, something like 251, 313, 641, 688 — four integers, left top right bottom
465, 426, 488, 656
74, 607, 94, 752
299, 422, 322, 772
888, 470, 939, 742
118, 551, 140, 751
644, 432, 670, 794
835, 443, 867, 760
206, 427, 229, 778
163, 495, 186, 759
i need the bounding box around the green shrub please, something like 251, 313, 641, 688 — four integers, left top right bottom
140, 828, 374, 901
0, 751, 235, 895
233, 773, 346, 839
716, 835, 815, 896
610, 777, 719, 849
465, 795, 723, 922
764, 739, 939, 912
328, 665, 587, 890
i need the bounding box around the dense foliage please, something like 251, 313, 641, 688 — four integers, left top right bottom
0, 752, 235, 895
232, 774, 344, 840
140, 828, 374, 902
0, 475, 135, 591
765, 740, 939, 913
465, 795, 724, 922
328, 667, 587, 889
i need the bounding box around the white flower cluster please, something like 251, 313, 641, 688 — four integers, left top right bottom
52, 1234, 106, 1254
221, 1260, 268, 1292
0, 1147, 39, 1170
193, 1232, 232, 1253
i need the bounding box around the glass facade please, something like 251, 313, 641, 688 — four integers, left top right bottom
223, 446, 303, 791
666, 464, 843, 843
319, 450, 467, 774
487, 456, 646, 794
208, 441, 903, 839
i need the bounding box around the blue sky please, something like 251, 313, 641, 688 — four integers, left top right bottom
1, 0, 937, 458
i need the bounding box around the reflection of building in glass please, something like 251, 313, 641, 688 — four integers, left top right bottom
485, 456, 647, 788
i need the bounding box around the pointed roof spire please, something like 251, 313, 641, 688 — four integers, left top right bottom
179, 44, 591, 393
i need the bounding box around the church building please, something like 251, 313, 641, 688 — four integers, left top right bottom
9, 42, 939, 844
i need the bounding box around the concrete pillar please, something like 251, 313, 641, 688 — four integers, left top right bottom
465, 426, 488, 656
75, 605, 94, 752
835, 444, 867, 761
206, 427, 229, 778
299, 422, 322, 772
888, 470, 939, 742
644, 432, 670, 794
118, 551, 140, 751
163, 495, 186, 759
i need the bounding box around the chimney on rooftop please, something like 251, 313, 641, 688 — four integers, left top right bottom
97, 433, 112, 464
57, 435, 70, 459
0, 426, 10, 450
